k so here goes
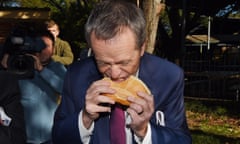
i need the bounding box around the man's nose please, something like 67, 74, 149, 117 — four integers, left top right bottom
110, 65, 121, 79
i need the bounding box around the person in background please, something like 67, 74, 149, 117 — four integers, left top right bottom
52, 1, 191, 144
45, 20, 74, 66
1, 29, 67, 144
0, 71, 26, 144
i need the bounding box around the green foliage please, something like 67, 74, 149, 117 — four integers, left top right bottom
191, 131, 240, 144
229, 10, 240, 18
186, 99, 240, 144
185, 100, 209, 113
3, 0, 240, 61
214, 106, 227, 116
191, 133, 221, 144
16, 0, 50, 8
50, 1, 96, 60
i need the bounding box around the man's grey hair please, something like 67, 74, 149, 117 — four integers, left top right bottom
85, 0, 146, 49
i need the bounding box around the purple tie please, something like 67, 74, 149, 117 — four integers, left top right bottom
110, 105, 126, 144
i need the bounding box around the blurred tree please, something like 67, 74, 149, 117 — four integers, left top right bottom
142, 0, 165, 54
2, 0, 240, 63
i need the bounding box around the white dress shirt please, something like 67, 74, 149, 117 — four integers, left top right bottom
78, 110, 152, 144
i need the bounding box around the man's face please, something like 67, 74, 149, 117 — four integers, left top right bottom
36, 36, 54, 65
91, 27, 145, 82
47, 24, 59, 39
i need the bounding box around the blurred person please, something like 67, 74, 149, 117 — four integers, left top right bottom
0, 71, 26, 144
45, 20, 74, 66
1, 29, 67, 144
52, 1, 191, 144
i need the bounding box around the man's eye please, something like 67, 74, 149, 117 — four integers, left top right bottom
120, 61, 130, 66
97, 61, 109, 67
96, 60, 130, 67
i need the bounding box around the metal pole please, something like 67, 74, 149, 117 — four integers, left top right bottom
207, 16, 211, 50
181, 0, 186, 66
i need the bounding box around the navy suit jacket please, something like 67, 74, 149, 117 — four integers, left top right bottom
52, 53, 192, 144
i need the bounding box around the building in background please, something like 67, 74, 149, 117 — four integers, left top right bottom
0, 7, 50, 45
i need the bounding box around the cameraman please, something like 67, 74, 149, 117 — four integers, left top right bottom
1, 30, 67, 144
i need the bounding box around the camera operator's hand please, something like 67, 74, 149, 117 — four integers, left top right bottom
26, 54, 43, 72
1, 54, 9, 69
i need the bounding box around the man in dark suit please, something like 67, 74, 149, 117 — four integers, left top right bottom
52, 1, 192, 144
0, 71, 26, 144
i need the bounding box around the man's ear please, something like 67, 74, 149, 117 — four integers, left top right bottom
140, 41, 146, 56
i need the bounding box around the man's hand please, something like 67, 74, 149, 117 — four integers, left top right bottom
1, 54, 9, 68
0, 119, 3, 125
26, 54, 43, 71
127, 92, 154, 138
0, 107, 12, 126
82, 79, 116, 129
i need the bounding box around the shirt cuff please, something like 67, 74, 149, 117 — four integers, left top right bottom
78, 110, 94, 144
134, 123, 152, 144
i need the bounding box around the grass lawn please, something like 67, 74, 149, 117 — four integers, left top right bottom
185, 98, 240, 144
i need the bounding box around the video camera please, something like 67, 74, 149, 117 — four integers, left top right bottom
3, 28, 46, 79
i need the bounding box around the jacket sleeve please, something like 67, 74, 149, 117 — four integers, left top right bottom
148, 69, 192, 144
52, 69, 83, 144
52, 59, 99, 144
39, 62, 66, 94
52, 39, 74, 66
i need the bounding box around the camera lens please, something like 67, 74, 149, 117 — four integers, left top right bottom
7, 54, 35, 78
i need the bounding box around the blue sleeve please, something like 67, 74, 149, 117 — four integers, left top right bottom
52, 64, 86, 144
39, 62, 66, 93
150, 70, 192, 144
